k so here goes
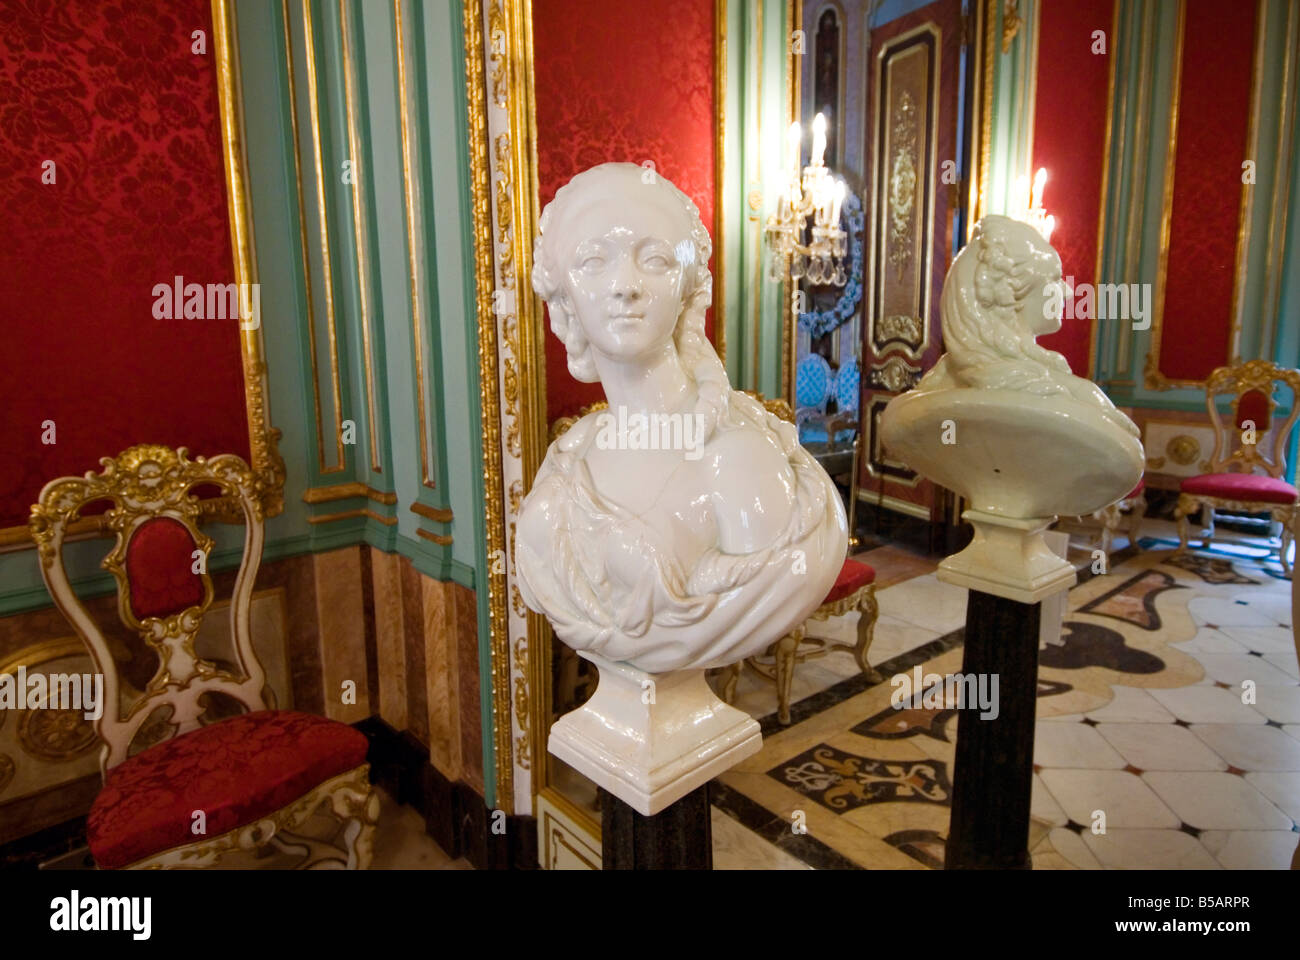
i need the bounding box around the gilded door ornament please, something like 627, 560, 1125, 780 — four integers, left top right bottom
876, 314, 924, 352
888, 92, 918, 278
870, 355, 922, 393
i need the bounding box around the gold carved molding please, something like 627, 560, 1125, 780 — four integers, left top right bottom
302, 482, 397, 505
287, 0, 346, 476
212, 0, 286, 517
464, 0, 514, 813
1001, 0, 1021, 55
394, 0, 437, 489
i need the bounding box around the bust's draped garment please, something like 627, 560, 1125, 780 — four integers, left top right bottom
516, 391, 846, 672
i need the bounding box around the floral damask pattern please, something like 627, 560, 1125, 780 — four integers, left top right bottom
0, 0, 249, 529
1159, 2, 1256, 382
125, 516, 205, 620
88, 710, 369, 869
532, 0, 717, 422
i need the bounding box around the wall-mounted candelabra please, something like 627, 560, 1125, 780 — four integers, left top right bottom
765, 112, 848, 287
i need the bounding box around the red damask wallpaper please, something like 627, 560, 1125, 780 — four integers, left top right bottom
532, 0, 717, 423
0, 0, 249, 531
1158, 0, 1256, 382
1032, 0, 1114, 378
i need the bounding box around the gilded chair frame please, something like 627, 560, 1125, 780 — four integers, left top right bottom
1173, 359, 1300, 575
28, 444, 375, 869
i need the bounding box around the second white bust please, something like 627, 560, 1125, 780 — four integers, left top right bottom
517, 163, 847, 674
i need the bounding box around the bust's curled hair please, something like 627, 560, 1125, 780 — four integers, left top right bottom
531, 162, 733, 442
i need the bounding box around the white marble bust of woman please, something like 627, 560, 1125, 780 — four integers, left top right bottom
516, 163, 847, 674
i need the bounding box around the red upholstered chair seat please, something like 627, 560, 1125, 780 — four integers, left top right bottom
1179, 473, 1298, 505
824, 558, 877, 605
1125, 478, 1145, 499
88, 711, 369, 869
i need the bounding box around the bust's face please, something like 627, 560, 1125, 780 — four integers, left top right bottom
557, 190, 693, 363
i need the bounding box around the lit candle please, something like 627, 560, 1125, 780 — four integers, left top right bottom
812, 112, 827, 167
1032, 167, 1048, 210
830, 179, 846, 226
1042, 214, 1056, 241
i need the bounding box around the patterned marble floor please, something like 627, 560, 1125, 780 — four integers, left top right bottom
709, 520, 1300, 870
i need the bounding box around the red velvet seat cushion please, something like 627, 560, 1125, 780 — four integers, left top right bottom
88, 710, 369, 869
1125, 478, 1145, 499
1180, 473, 1299, 505
824, 558, 876, 605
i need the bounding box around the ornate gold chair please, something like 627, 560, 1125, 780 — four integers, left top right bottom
29, 445, 378, 869
1173, 360, 1300, 576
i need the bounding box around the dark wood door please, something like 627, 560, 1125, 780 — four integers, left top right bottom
858, 0, 969, 541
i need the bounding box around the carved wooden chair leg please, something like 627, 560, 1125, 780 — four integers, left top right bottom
327, 767, 380, 870
1174, 495, 1195, 555
774, 630, 801, 725
1129, 494, 1147, 548
854, 587, 883, 683
1280, 512, 1294, 578
1092, 502, 1118, 555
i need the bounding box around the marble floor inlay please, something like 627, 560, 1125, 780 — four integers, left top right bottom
709, 521, 1300, 870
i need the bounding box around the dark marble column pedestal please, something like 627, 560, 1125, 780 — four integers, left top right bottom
600, 784, 713, 870
944, 589, 1042, 870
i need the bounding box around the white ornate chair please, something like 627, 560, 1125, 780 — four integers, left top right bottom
1173, 360, 1300, 576
29, 444, 378, 869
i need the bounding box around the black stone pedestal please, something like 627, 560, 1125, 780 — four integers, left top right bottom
600, 785, 713, 870
944, 589, 1042, 870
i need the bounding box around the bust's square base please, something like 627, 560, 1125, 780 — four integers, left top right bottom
548, 652, 762, 816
